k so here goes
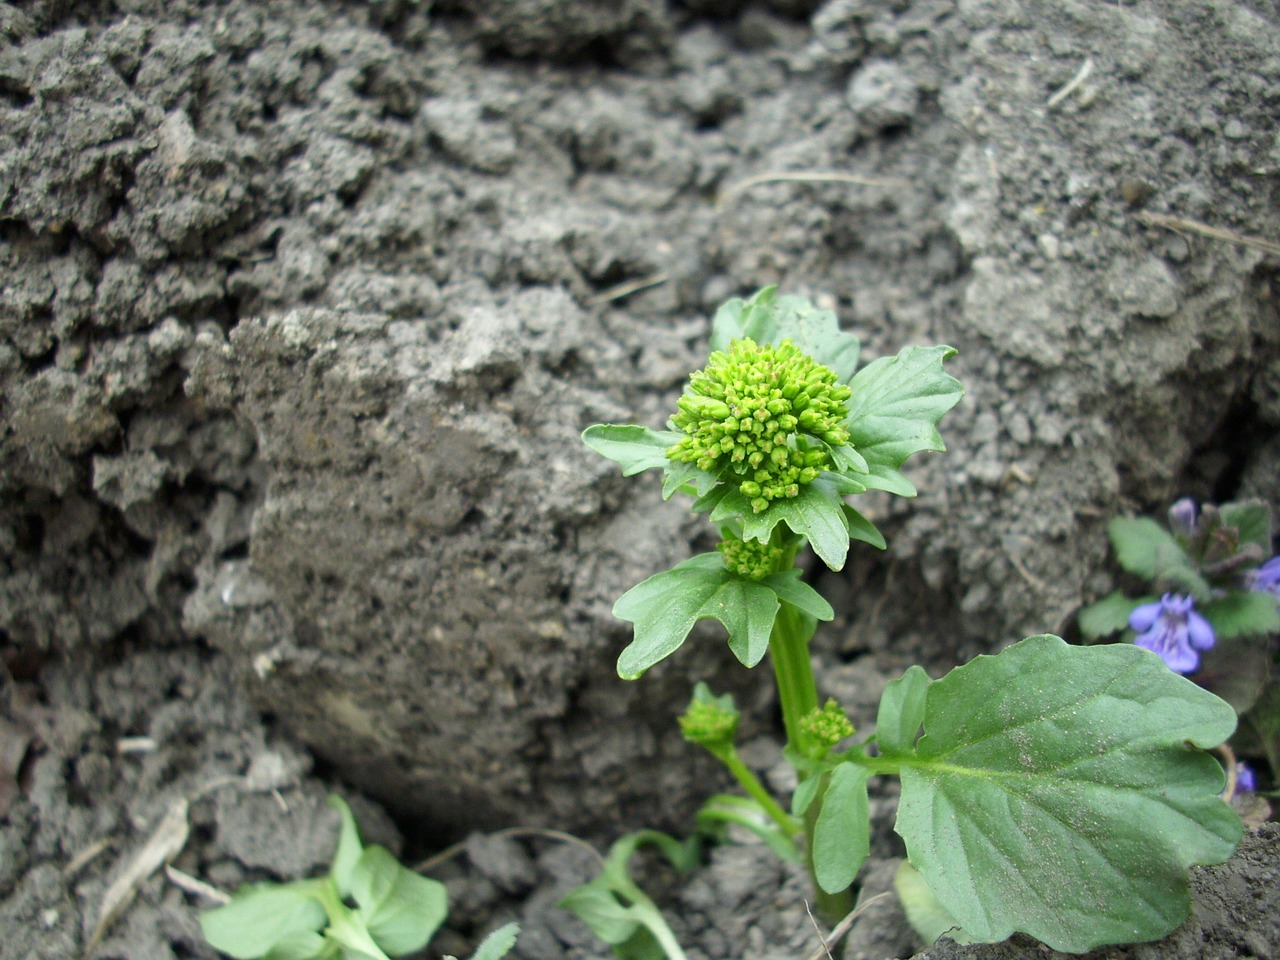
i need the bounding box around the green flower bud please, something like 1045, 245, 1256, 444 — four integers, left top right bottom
679, 682, 740, 749
800, 699, 855, 754
718, 530, 784, 579
666, 339, 855, 511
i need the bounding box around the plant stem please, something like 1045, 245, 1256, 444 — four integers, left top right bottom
769, 597, 818, 753
717, 746, 801, 837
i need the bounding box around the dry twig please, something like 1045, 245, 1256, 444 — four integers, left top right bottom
1135, 211, 1280, 258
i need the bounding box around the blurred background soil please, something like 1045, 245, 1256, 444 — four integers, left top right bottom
1, 0, 1277, 957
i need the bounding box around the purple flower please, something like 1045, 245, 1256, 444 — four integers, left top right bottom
1236, 762, 1257, 794
1128, 593, 1215, 674
1248, 556, 1280, 600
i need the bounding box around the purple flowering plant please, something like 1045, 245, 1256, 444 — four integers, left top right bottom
581, 290, 1243, 955
1079, 497, 1280, 790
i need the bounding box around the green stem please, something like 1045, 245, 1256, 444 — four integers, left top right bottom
764, 539, 855, 922
717, 746, 801, 837
769, 597, 818, 754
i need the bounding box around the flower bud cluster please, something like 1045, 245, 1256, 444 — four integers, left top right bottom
668, 338, 852, 513
679, 696, 740, 748
718, 532, 784, 580
800, 699, 854, 750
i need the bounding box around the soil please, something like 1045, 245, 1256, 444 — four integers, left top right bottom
1, 1, 1279, 959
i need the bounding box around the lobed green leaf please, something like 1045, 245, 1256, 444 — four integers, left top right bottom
843, 345, 962, 476
612, 555, 779, 678
582, 425, 683, 477
896, 635, 1242, 952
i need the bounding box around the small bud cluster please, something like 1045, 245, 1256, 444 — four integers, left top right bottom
668, 338, 852, 513
679, 697, 740, 748
800, 699, 854, 750
718, 532, 784, 580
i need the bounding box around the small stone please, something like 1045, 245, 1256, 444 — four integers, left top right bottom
1037, 233, 1061, 259
846, 60, 919, 131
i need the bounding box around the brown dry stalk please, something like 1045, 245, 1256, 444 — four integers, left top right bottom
1136, 211, 1280, 258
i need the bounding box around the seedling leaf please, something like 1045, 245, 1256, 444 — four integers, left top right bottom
199, 885, 327, 960
350, 846, 448, 956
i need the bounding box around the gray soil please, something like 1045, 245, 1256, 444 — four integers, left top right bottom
1, 0, 1278, 958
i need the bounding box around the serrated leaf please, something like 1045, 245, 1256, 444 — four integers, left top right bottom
737, 484, 850, 571
760, 569, 836, 622
583, 425, 682, 477
844, 345, 962, 477
1107, 517, 1211, 599
350, 846, 448, 956
467, 923, 520, 960
842, 506, 886, 550
896, 635, 1242, 953
327, 796, 364, 899
200, 885, 327, 960
1219, 500, 1273, 552
1077, 591, 1146, 640
876, 665, 929, 757
613, 555, 780, 677
813, 763, 872, 894
1202, 590, 1280, 639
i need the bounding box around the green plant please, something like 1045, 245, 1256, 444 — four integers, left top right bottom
200, 795, 463, 960
583, 288, 1242, 953
1079, 497, 1280, 786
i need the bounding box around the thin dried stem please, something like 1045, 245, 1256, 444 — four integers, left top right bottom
414, 826, 605, 874
1135, 211, 1280, 258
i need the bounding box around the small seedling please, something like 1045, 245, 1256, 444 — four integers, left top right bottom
200, 795, 451, 960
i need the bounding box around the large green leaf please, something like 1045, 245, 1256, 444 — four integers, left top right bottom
612, 555, 780, 678
813, 763, 872, 893
896, 635, 1241, 952
351, 846, 448, 956
1107, 517, 1210, 599
200, 885, 327, 960
844, 345, 962, 475
583, 425, 683, 477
